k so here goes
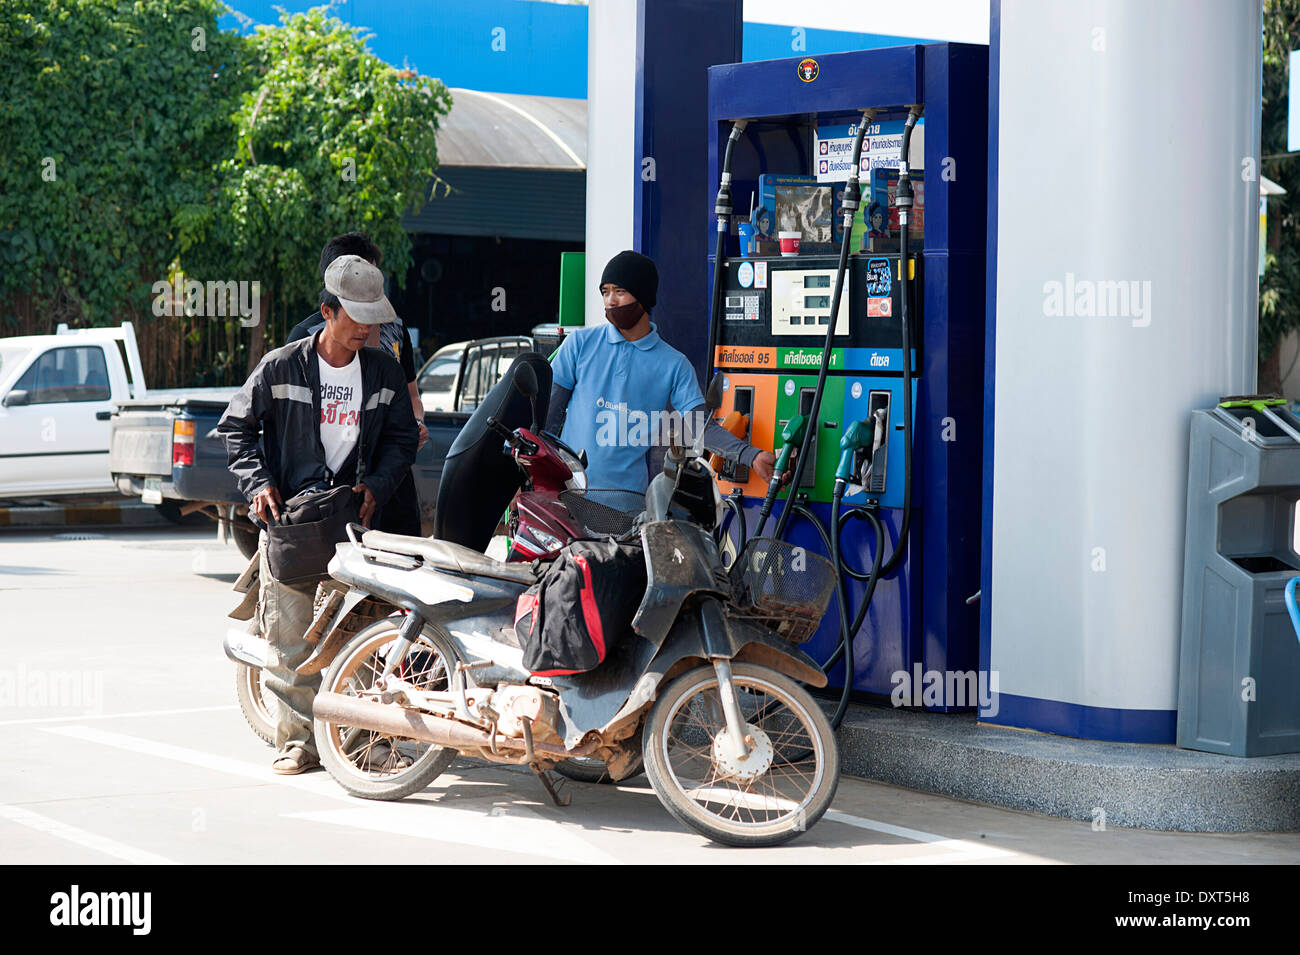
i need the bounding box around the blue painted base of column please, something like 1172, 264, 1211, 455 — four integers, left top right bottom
981, 693, 1177, 743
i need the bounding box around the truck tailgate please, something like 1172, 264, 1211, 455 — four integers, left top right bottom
109, 409, 175, 477
110, 389, 237, 480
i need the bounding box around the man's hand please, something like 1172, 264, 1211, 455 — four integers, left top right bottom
251, 485, 283, 524
353, 482, 378, 527
750, 451, 777, 484
416, 420, 429, 451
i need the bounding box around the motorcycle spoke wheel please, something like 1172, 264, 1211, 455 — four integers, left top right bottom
643, 664, 838, 847
315, 619, 459, 801
235, 662, 277, 746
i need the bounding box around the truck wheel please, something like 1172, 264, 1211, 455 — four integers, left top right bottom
232, 519, 260, 559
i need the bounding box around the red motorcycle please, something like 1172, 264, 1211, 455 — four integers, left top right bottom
491, 420, 644, 564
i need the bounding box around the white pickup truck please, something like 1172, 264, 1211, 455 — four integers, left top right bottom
0, 323, 153, 500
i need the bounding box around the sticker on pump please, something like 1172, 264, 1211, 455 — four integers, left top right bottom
851, 381, 863, 399
784, 380, 796, 396
737, 261, 754, 288
867, 296, 892, 317
865, 258, 892, 297
797, 58, 819, 82
754, 261, 768, 288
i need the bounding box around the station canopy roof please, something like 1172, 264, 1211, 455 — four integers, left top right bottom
435, 88, 586, 171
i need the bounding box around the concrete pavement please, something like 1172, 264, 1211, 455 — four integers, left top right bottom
1, 524, 1296, 864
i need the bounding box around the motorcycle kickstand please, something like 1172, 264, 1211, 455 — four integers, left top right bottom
532, 765, 572, 808
523, 718, 571, 808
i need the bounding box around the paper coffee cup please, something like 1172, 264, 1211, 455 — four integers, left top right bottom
778, 231, 801, 256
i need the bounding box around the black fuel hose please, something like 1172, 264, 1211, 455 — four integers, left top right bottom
876, 105, 922, 577
707, 120, 749, 379
782, 497, 852, 730
770, 112, 872, 542
719, 491, 748, 560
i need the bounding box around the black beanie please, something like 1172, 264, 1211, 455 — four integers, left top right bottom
600, 250, 658, 310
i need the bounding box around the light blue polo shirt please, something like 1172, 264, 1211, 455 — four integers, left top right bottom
551, 322, 704, 492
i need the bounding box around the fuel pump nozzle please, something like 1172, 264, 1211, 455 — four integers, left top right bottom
835, 409, 888, 495
755, 413, 807, 535
835, 418, 870, 486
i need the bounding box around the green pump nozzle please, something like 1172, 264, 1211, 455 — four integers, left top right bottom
774, 413, 808, 478
836, 418, 871, 482
754, 413, 808, 536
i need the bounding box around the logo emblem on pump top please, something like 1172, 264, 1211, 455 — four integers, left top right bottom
797, 58, 819, 82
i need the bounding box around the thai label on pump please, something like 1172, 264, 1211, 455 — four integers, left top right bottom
778, 347, 843, 370
714, 345, 776, 368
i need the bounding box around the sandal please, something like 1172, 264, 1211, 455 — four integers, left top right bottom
272, 748, 320, 775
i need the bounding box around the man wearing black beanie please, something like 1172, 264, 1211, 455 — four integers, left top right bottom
546, 250, 776, 491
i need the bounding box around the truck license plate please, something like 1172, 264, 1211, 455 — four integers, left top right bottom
142, 478, 163, 505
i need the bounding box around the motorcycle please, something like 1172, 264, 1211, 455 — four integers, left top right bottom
224, 356, 603, 748
299, 363, 841, 847
221, 355, 637, 781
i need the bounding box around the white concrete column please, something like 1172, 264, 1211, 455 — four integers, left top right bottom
584, 0, 640, 326
988, 0, 1262, 729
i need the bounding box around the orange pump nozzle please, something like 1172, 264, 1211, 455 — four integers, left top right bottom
708, 410, 750, 472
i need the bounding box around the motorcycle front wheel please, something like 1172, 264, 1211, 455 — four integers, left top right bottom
642, 663, 839, 847
314, 618, 460, 801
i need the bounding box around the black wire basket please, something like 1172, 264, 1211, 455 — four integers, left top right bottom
558, 488, 646, 538
728, 537, 837, 644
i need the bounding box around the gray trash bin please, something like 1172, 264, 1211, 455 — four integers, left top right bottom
1177, 396, 1300, 756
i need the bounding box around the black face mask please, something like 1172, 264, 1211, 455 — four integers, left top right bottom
605, 301, 645, 330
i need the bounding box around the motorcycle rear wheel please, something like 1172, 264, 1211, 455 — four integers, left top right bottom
642, 663, 838, 847
315, 618, 460, 801
234, 662, 277, 746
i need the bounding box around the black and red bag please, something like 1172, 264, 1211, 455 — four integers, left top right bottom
514, 540, 646, 676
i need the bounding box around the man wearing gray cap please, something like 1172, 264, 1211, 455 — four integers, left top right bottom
219, 254, 419, 774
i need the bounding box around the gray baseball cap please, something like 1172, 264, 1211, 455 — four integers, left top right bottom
323, 254, 396, 325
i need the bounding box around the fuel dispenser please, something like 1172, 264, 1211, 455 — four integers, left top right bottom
706, 45, 988, 709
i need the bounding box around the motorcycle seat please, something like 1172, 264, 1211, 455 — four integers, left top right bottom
361, 530, 537, 584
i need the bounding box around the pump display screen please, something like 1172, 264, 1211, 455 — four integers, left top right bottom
805, 275, 831, 288
805, 295, 830, 309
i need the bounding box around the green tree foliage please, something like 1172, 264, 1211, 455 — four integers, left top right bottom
0, 0, 246, 330
1260, 0, 1300, 382
178, 7, 452, 363
1, 2, 451, 381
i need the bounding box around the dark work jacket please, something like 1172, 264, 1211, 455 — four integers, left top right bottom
218, 331, 418, 511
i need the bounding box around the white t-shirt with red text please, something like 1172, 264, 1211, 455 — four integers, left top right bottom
318, 353, 362, 475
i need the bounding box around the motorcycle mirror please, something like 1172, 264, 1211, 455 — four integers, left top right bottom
705, 374, 724, 412
514, 361, 539, 400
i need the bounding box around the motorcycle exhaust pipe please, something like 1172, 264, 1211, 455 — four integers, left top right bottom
224, 627, 270, 669
312, 691, 580, 759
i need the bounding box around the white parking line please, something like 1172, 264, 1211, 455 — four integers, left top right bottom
44, 725, 620, 862
43, 724, 1024, 862
287, 804, 625, 865
42, 724, 348, 800
824, 810, 1019, 863
0, 803, 176, 865
0, 705, 238, 727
